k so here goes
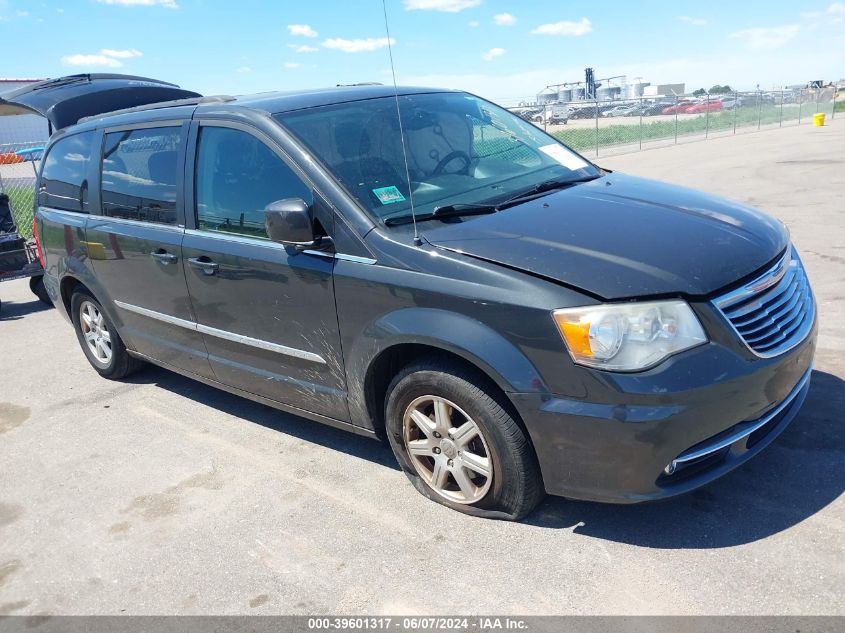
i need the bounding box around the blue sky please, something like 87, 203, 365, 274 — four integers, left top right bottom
1, 0, 843, 105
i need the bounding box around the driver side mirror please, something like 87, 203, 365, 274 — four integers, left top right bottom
264, 198, 318, 247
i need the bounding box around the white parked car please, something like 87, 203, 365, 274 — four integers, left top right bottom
531, 104, 570, 125
602, 105, 636, 117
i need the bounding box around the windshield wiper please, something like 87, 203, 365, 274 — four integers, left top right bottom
498, 175, 601, 208
382, 176, 601, 226
383, 203, 497, 226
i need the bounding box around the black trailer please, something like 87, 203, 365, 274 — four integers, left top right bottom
0, 189, 49, 312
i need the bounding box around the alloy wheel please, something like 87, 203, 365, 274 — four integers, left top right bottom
79, 300, 112, 366
402, 395, 493, 504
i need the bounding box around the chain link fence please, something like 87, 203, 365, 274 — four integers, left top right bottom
510, 86, 840, 158
0, 142, 42, 240
0, 106, 48, 240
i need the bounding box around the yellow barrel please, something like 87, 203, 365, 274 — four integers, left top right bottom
813, 113, 826, 126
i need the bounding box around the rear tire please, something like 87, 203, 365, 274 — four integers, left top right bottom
384, 356, 544, 520
29, 276, 51, 305
70, 289, 143, 380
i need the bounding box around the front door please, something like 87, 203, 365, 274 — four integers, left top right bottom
87, 123, 213, 378
181, 122, 348, 421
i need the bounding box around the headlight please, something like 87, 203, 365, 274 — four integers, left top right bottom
553, 300, 707, 371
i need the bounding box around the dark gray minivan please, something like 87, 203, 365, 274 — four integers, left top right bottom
6, 75, 816, 519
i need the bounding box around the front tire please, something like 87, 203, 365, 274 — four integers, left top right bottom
385, 357, 544, 520
70, 290, 143, 379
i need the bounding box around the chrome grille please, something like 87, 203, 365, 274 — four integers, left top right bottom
714, 247, 814, 357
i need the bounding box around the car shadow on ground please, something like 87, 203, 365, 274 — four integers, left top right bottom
127, 366, 401, 472
526, 369, 845, 548
131, 366, 843, 548
0, 298, 52, 321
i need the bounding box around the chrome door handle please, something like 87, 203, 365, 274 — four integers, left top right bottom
188, 257, 219, 276
150, 250, 177, 265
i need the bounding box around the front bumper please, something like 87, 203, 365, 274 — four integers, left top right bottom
511, 317, 817, 503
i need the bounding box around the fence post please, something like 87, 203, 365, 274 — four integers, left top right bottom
674, 94, 679, 144
757, 90, 762, 130
705, 93, 710, 139
780, 89, 784, 126
594, 99, 599, 157
798, 89, 803, 124
638, 96, 643, 150
733, 91, 738, 134
833, 88, 836, 120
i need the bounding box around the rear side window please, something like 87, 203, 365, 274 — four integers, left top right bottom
101, 127, 182, 225
39, 131, 95, 213
195, 126, 312, 239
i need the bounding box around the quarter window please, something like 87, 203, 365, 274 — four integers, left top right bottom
101, 127, 182, 225
195, 126, 312, 239
39, 131, 95, 213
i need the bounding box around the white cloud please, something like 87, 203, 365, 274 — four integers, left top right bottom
235, 66, 252, 73
730, 24, 800, 50
284, 62, 300, 69
96, 0, 178, 8
100, 48, 142, 58
403, 0, 481, 12
467, 20, 479, 27
802, 4, 844, 19
16, 10, 28, 17
531, 18, 592, 36
678, 16, 707, 26
288, 24, 318, 37
322, 37, 395, 53
493, 12, 516, 26
288, 44, 319, 53
61, 54, 123, 68
481, 47, 505, 61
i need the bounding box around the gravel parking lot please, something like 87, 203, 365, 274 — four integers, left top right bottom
1, 121, 843, 616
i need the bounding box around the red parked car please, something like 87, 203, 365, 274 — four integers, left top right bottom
687, 100, 723, 114
661, 101, 697, 115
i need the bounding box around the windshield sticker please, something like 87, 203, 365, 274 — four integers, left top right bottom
372, 186, 406, 205
538, 144, 590, 171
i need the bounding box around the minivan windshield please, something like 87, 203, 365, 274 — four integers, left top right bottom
274, 92, 600, 223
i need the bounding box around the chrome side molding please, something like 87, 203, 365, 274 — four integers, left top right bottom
114, 300, 326, 364
302, 249, 377, 265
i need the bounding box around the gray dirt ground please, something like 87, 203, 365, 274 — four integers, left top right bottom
0, 120, 843, 616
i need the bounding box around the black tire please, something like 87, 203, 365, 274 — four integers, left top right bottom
29, 275, 51, 305
70, 289, 143, 380
384, 356, 544, 520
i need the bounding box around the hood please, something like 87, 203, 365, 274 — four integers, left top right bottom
424, 173, 788, 300
0, 74, 201, 130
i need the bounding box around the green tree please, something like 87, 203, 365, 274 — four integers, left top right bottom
709, 84, 733, 94
693, 88, 706, 96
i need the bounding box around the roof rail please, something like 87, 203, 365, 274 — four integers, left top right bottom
77, 95, 236, 124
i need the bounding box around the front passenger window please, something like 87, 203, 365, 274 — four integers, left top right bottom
195, 126, 312, 239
